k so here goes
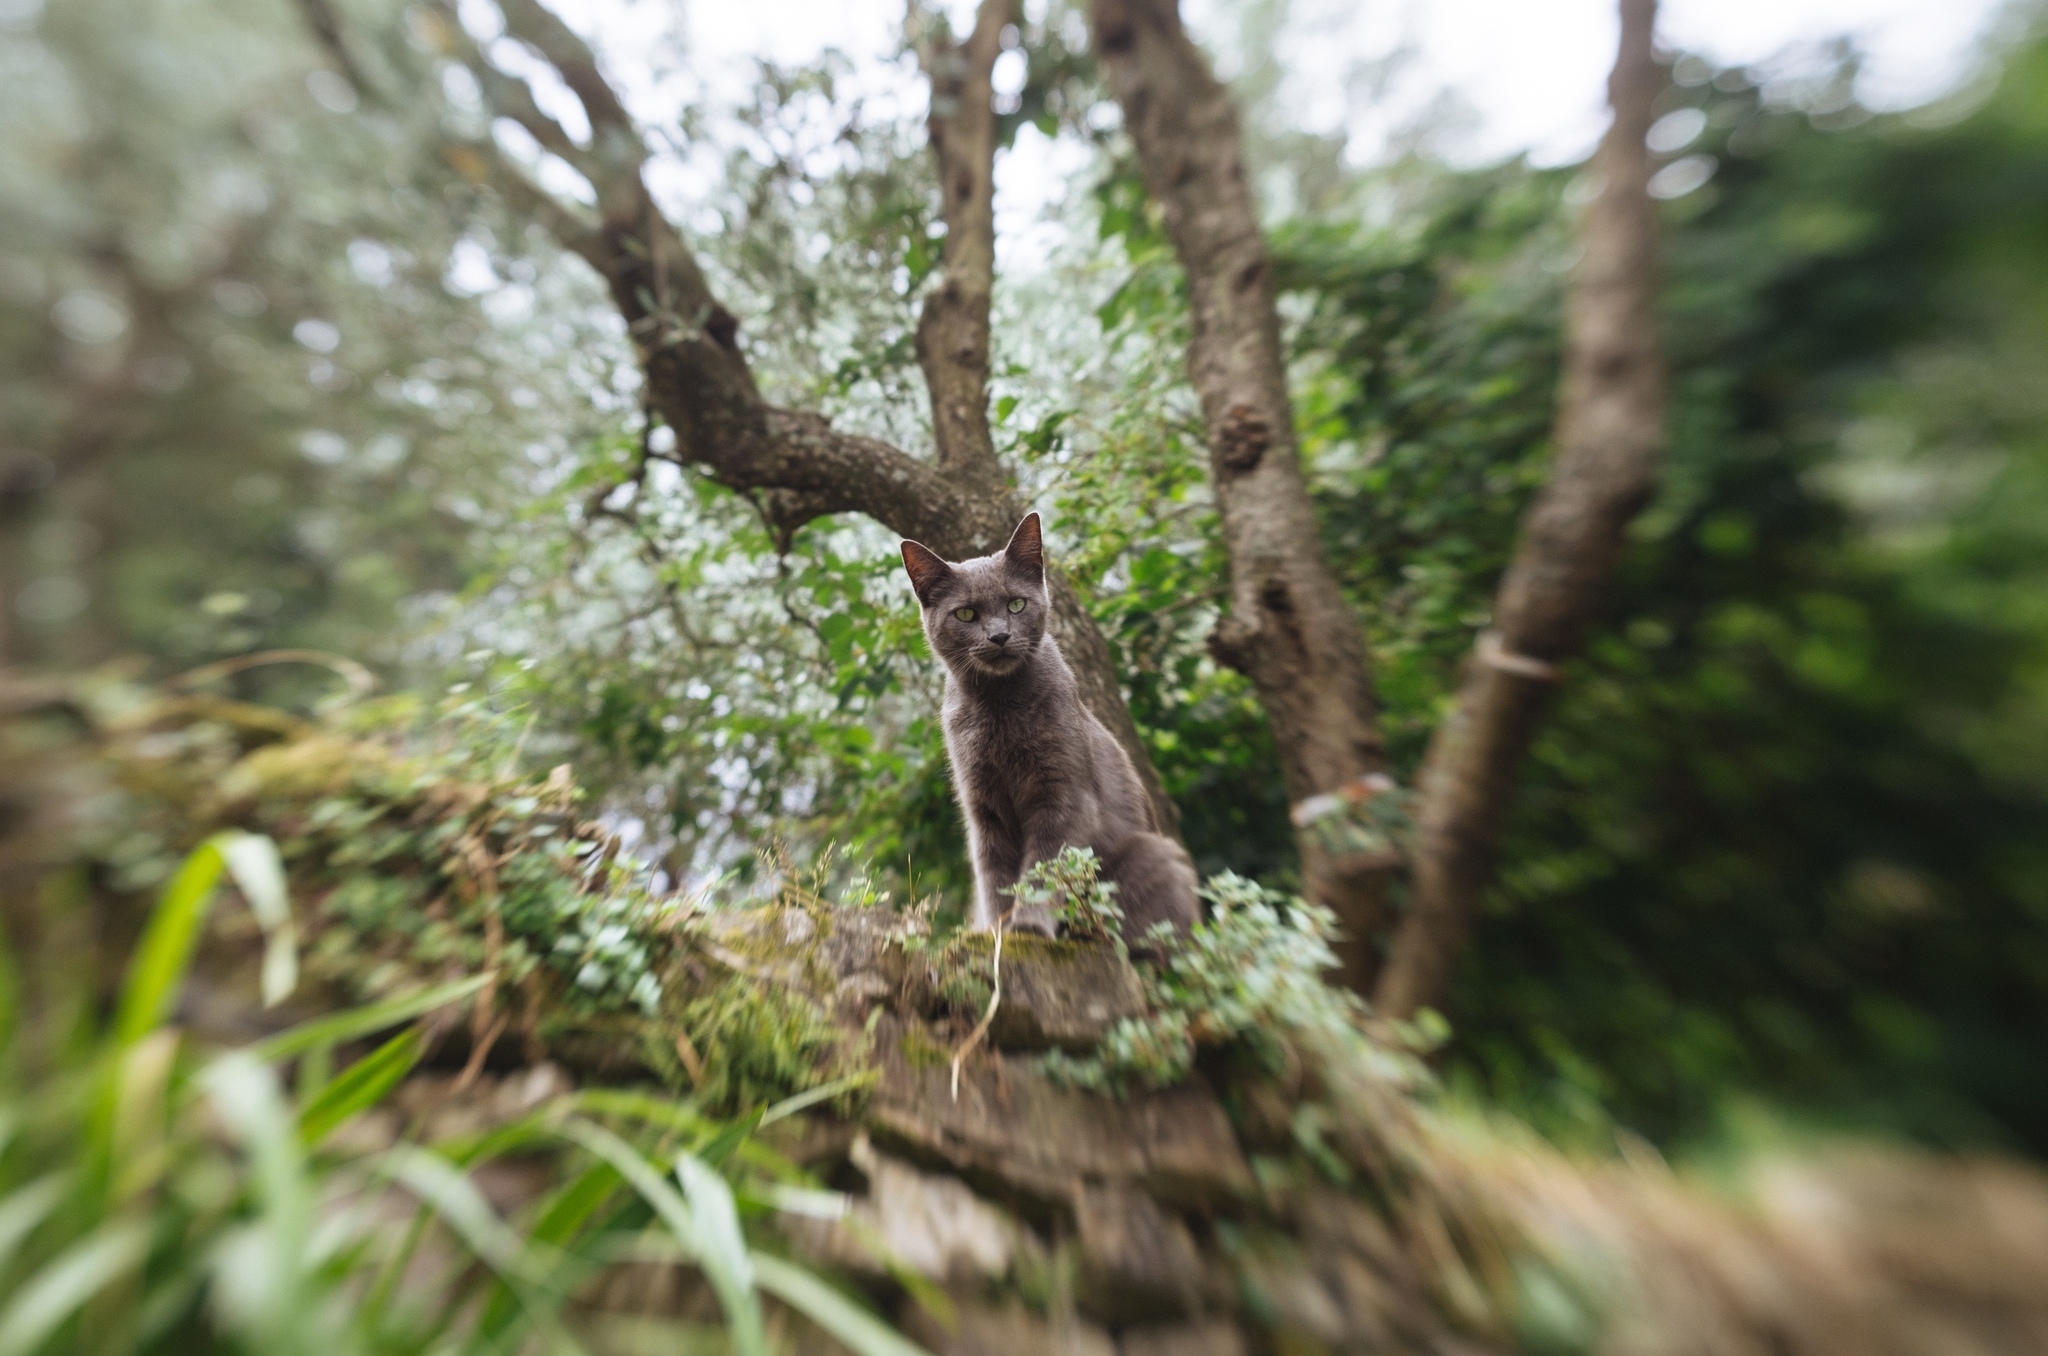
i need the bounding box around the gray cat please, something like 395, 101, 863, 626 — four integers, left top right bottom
900, 513, 1199, 943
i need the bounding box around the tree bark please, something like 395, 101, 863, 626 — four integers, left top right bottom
309, 0, 1177, 832
1089, 0, 1390, 985
1375, 0, 1667, 1019
912, 0, 1010, 492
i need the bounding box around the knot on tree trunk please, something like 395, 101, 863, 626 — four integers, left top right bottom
1206, 613, 1257, 674
1094, 0, 1136, 53
1216, 402, 1269, 475
705, 304, 740, 352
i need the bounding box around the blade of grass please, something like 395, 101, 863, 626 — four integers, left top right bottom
751, 1183, 849, 1220
558, 1118, 767, 1356
381, 1148, 572, 1305
562, 1090, 796, 1178
567, 1087, 713, 1138
0, 1174, 67, 1278
838, 1214, 958, 1335
299, 1027, 423, 1147
377, 1150, 593, 1356
201, 1055, 311, 1347
752, 1252, 935, 1356
0, 904, 17, 1056
675, 1151, 753, 1292
0, 1222, 150, 1356
216, 832, 297, 1007
473, 1160, 621, 1346
433, 1111, 561, 1168
111, 840, 227, 1044
694, 1110, 763, 1170
107, 1029, 180, 1203
758, 1069, 878, 1127
251, 973, 491, 1062
359, 1199, 434, 1338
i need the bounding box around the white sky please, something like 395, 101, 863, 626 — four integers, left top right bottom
533, 0, 2011, 265
654, 0, 2010, 155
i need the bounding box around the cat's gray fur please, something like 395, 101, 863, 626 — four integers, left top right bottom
900, 513, 1199, 942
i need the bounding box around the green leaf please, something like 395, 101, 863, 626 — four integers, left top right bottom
559, 1119, 767, 1356
759, 1069, 877, 1127
0, 905, 18, 1056
249, 973, 492, 1063
693, 1109, 762, 1168
565, 1087, 715, 1139
752, 1252, 934, 1356
381, 1146, 586, 1353
994, 395, 1019, 425
110, 832, 298, 1044
0, 1174, 68, 1279
382, 1147, 540, 1282
111, 840, 227, 1045
476, 1160, 622, 1340
675, 1152, 752, 1292
297, 1026, 423, 1147
201, 1055, 310, 1274
216, 832, 297, 1007
0, 1223, 150, 1356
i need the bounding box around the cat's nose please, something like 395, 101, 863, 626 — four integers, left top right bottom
988, 631, 1010, 646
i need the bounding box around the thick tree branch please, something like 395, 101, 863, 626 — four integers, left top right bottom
1091, 0, 1390, 984
458, 39, 608, 187
493, 0, 644, 226
1376, 0, 1667, 1019
911, 0, 1012, 486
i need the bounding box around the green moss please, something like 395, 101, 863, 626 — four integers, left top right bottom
677, 971, 845, 1118
899, 1025, 952, 1069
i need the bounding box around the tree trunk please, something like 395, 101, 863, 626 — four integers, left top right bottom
1375, 0, 1668, 1019
1090, 0, 1390, 985
306, 0, 1178, 834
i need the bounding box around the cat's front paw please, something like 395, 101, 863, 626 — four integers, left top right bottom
1004, 905, 1059, 940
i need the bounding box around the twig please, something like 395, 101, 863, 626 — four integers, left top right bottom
450, 1011, 509, 1096
168, 648, 377, 699
950, 915, 1006, 1102
673, 1028, 707, 1084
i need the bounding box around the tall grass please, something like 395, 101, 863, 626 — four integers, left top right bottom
0, 838, 927, 1355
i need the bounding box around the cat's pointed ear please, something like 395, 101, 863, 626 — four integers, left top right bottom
900, 540, 954, 605
1003, 512, 1044, 581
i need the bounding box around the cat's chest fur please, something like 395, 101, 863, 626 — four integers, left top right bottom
941, 671, 1087, 824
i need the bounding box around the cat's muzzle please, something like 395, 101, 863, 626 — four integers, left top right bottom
970, 644, 1025, 675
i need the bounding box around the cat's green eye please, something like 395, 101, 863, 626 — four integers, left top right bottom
1007, 598, 1026, 613
954, 607, 976, 621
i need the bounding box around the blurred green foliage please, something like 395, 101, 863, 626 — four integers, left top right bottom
1282, 39, 2048, 1151
0, 836, 915, 1355
5, 0, 2045, 1158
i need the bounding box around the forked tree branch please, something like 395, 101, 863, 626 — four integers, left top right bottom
1375, 0, 1668, 1019
302, 0, 1181, 832
1091, 0, 1391, 983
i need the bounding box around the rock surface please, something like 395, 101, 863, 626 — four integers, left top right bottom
978, 935, 1148, 1052
904, 1300, 1118, 1356
1073, 1182, 1206, 1323
868, 1015, 1253, 1208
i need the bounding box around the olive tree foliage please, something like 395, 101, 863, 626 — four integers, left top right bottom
0, 0, 621, 688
